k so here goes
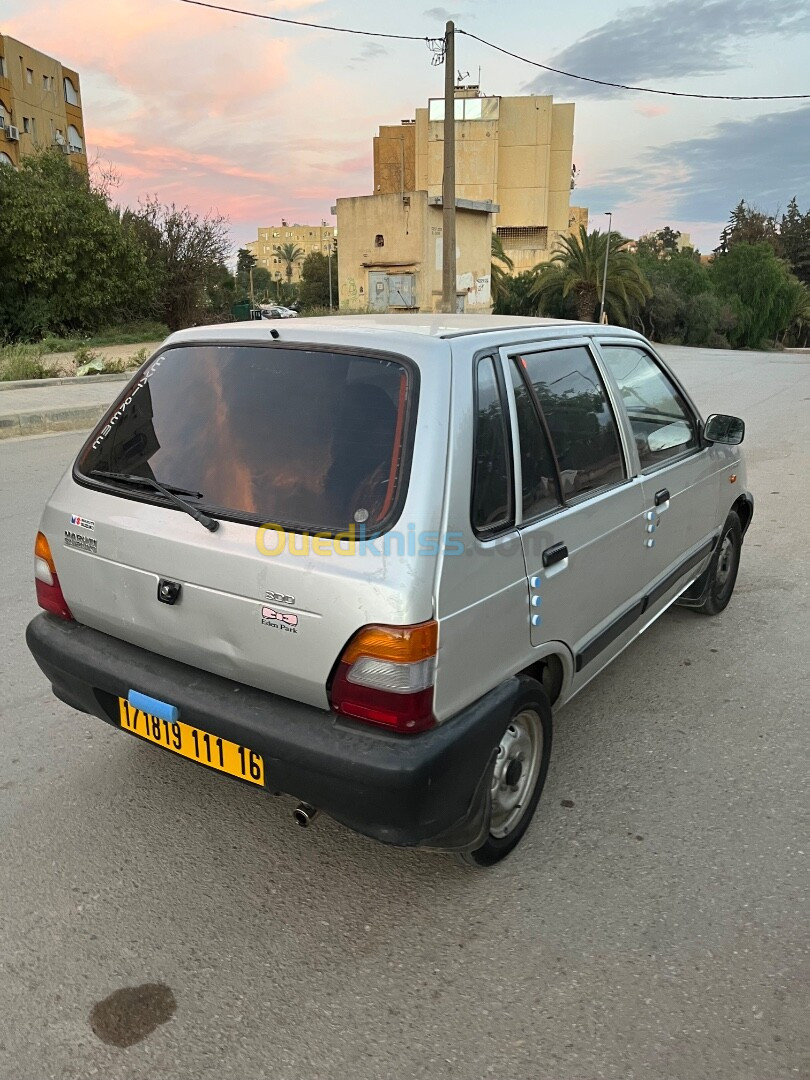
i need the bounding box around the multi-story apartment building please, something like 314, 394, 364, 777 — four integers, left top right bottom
373, 88, 588, 274
247, 223, 337, 283
0, 34, 86, 170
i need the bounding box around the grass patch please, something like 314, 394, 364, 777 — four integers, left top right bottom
0, 343, 53, 381
40, 321, 169, 352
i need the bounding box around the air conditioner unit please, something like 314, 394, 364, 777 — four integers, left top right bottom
60, 143, 70, 154
5, 124, 19, 141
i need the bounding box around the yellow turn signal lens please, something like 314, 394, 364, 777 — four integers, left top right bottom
341, 620, 438, 665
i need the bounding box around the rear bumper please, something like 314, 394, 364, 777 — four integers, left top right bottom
26, 614, 517, 851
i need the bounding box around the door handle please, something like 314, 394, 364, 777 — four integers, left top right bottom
654, 488, 670, 506
542, 542, 568, 568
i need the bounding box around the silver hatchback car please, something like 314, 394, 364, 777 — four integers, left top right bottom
27, 316, 753, 866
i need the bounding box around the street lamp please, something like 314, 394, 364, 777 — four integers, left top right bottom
599, 211, 613, 324
322, 219, 333, 311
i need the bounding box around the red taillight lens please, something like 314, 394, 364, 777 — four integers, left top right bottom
34, 532, 74, 620
330, 621, 438, 735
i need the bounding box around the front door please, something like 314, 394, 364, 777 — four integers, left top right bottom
501, 341, 648, 673
595, 341, 720, 602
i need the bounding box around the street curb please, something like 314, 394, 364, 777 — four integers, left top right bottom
0, 403, 108, 441
0, 372, 130, 392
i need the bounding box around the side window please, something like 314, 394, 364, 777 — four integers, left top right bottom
600, 345, 698, 470
519, 345, 625, 501
472, 357, 513, 535
509, 360, 562, 520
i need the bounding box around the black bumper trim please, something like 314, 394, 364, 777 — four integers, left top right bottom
26, 614, 519, 851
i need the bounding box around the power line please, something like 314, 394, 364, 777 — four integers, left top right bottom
175, 1, 810, 101
176, 0, 439, 42
456, 29, 810, 101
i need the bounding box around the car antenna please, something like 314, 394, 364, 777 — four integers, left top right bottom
269, 328, 280, 339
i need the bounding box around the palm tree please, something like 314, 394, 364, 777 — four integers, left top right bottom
530, 226, 651, 324
273, 242, 305, 284
490, 233, 514, 307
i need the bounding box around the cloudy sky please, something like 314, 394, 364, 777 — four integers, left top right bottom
4, 0, 808, 252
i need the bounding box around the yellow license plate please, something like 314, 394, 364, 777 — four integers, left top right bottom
118, 698, 265, 786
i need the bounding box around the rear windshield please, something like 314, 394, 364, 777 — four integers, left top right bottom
76, 344, 415, 534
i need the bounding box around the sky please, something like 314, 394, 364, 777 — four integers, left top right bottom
3, 0, 809, 253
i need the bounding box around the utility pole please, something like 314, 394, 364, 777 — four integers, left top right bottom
249, 265, 255, 309
323, 220, 333, 311
599, 211, 612, 324
441, 20, 456, 314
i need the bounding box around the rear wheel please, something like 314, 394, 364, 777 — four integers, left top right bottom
458, 677, 552, 868
695, 511, 742, 615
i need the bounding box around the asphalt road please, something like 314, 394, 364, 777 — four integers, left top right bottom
1, 346, 807, 1080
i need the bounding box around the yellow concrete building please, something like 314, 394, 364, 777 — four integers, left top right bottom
0, 34, 86, 170
373, 89, 588, 273
335, 191, 495, 314
247, 223, 336, 284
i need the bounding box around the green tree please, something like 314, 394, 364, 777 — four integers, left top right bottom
0, 149, 153, 340
490, 233, 514, 307
780, 197, 810, 285
636, 226, 682, 260
709, 242, 800, 348
493, 270, 541, 316
123, 198, 230, 331
273, 242, 305, 284
251, 267, 273, 300
298, 250, 338, 310
530, 226, 651, 324
716, 200, 780, 255
236, 247, 256, 276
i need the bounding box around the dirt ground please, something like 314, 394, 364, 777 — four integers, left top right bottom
41, 341, 163, 376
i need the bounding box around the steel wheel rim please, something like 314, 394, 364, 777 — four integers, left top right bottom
489, 709, 543, 839
715, 530, 736, 590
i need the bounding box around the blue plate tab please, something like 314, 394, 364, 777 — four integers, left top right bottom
127, 690, 179, 724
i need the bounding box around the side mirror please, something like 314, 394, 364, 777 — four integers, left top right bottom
703, 413, 745, 445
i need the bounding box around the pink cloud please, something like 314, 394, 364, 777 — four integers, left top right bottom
636, 104, 670, 118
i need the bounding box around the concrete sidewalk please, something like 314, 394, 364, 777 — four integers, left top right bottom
0, 373, 128, 440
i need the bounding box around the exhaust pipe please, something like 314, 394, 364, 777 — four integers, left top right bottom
293, 802, 318, 828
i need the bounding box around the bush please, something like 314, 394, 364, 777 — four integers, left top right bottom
0, 344, 51, 381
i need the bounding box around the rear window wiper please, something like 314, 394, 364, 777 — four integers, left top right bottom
89, 470, 220, 532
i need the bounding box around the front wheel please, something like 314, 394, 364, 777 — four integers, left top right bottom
458, 676, 552, 868
695, 511, 742, 615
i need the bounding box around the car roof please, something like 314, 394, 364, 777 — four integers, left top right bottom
164, 314, 646, 353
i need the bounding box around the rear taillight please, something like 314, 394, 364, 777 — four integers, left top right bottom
330, 621, 438, 734
34, 532, 74, 620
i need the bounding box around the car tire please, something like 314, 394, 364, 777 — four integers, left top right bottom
457, 676, 552, 868
695, 510, 742, 616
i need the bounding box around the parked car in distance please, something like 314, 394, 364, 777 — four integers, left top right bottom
261, 305, 299, 319
26, 316, 753, 866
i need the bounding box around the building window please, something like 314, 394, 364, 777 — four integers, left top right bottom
0, 152, 13, 167
26, 68, 33, 85
375, 234, 385, 247
496, 226, 548, 251
30, 116, 37, 141
42, 74, 52, 91
67, 124, 83, 152
22, 117, 30, 134
272, 231, 280, 237
64, 77, 79, 105
0, 56, 6, 77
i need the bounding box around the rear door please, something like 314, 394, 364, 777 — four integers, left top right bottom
501, 340, 648, 673
595, 340, 720, 603
49, 340, 441, 709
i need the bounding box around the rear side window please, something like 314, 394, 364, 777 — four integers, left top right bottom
509, 361, 562, 520
472, 356, 513, 534
77, 345, 414, 534
518, 346, 625, 501
600, 344, 698, 470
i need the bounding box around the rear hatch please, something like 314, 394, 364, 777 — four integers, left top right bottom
43, 339, 441, 709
